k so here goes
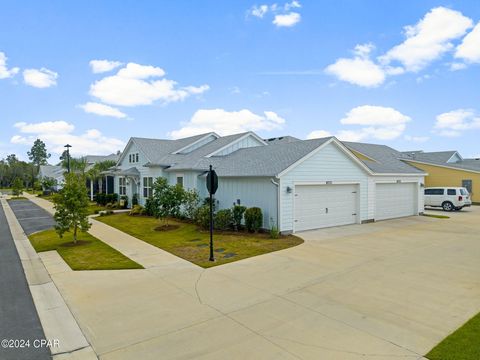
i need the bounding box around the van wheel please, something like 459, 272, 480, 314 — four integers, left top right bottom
442, 201, 454, 211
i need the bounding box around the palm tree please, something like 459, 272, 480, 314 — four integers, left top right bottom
94, 160, 116, 194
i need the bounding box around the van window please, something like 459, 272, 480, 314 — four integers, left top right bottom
447, 189, 456, 195
427, 189, 444, 195
460, 188, 468, 195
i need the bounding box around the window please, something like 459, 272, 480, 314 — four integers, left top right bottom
136, 153, 139, 162
119, 177, 126, 195
460, 188, 468, 195
143, 177, 153, 198
447, 189, 456, 195
176, 176, 184, 187
129, 154, 132, 163
425, 189, 444, 195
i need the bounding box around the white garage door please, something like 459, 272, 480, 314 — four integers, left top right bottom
375, 183, 417, 221
294, 184, 358, 232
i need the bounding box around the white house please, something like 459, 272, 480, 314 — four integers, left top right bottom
109, 131, 426, 233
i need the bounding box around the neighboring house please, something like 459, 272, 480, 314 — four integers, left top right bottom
400, 151, 480, 203
39, 153, 121, 195
109, 131, 426, 233
38, 165, 65, 191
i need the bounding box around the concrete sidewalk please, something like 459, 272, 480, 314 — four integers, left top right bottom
1, 198, 97, 360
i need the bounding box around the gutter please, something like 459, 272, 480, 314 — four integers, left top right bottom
271, 178, 280, 231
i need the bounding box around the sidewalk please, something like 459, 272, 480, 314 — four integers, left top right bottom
23, 193, 197, 270
1, 197, 97, 360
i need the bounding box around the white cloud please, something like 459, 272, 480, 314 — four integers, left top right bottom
23, 68, 58, 88
89, 62, 208, 106
326, 7, 474, 87
89, 59, 123, 73
79, 102, 127, 119
169, 108, 285, 139
0, 52, 19, 79
307, 105, 411, 142
380, 7, 473, 72
455, 22, 480, 63
306, 130, 332, 139
404, 135, 430, 142
14, 121, 74, 134
434, 109, 480, 136
273, 12, 301, 27
11, 120, 124, 156
248, 2, 301, 27
449, 62, 467, 71
325, 44, 386, 87
249, 4, 268, 18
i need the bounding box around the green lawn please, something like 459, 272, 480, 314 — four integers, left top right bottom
87, 203, 107, 215
96, 213, 303, 268
426, 312, 480, 360
29, 228, 143, 270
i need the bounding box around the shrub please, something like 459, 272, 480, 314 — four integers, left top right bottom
151, 177, 185, 226
195, 205, 211, 230
12, 178, 24, 197
95, 193, 105, 205
245, 207, 262, 232
269, 218, 279, 239
215, 209, 233, 230
105, 202, 112, 208
232, 205, 246, 230
94, 209, 100, 215
99, 209, 114, 216
129, 204, 144, 216
144, 197, 155, 216
183, 189, 200, 220
132, 193, 139, 206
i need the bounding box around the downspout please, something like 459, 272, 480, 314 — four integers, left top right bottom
270, 178, 280, 232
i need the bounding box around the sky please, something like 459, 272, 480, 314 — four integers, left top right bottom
1, 0, 479, 163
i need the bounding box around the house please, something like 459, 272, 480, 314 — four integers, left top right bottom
39, 153, 121, 195
110, 131, 426, 233
400, 150, 480, 203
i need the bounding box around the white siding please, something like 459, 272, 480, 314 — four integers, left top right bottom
212, 135, 264, 156
213, 177, 278, 229
279, 142, 370, 232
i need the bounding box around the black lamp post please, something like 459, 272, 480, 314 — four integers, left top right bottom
64, 144, 72, 173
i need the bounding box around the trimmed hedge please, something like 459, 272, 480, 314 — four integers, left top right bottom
245, 207, 262, 232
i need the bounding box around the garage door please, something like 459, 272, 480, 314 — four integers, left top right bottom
294, 184, 358, 232
375, 183, 417, 221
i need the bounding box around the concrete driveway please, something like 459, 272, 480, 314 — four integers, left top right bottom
46, 207, 480, 359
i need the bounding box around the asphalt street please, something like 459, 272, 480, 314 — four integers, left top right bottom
8, 199, 56, 236
0, 201, 51, 360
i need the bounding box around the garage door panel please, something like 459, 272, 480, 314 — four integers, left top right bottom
375, 183, 416, 221
294, 184, 358, 232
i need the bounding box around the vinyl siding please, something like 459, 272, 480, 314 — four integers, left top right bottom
213, 177, 278, 229
279, 142, 370, 232
404, 161, 480, 203
212, 135, 264, 156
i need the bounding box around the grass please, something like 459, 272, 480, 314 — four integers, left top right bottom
7, 196, 28, 201
87, 203, 107, 215
96, 213, 303, 268
29, 228, 143, 270
423, 213, 450, 219
426, 312, 480, 360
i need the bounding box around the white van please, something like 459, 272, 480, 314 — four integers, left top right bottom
424, 187, 472, 211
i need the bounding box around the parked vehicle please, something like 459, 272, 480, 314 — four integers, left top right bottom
424, 187, 472, 211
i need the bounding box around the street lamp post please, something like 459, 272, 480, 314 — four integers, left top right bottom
64, 144, 72, 173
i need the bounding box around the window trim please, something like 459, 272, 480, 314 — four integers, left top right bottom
143, 177, 153, 198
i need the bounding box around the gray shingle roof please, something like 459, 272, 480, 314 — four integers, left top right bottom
194, 138, 333, 176
344, 142, 425, 174
85, 153, 121, 164
39, 165, 64, 178
400, 151, 480, 173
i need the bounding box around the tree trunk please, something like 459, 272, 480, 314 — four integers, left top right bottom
73, 224, 77, 244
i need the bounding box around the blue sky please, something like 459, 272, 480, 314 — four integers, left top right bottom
1, 0, 479, 162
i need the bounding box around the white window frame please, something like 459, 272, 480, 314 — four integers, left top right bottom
119, 177, 126, 195
176, 173, 184, 187
143, 177, 153, 198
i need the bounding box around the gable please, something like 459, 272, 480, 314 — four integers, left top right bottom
117, 140, 149, 168
207, 133, 266, 157
174, 133, 218, 154
447, 152, 463, 163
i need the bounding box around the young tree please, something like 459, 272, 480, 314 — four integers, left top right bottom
12, 178, 23, 197
151, 177, 185, 227
53, 173, 91, 244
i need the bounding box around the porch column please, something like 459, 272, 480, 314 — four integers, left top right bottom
90, 180, 94, 201
105, 176, 108, 194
